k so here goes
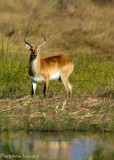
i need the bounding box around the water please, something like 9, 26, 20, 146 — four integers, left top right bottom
0, 132, 113, 160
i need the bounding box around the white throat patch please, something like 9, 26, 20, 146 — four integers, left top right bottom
31, 58, 38, 77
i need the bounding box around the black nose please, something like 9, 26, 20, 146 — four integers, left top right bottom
33, 54, 37, 58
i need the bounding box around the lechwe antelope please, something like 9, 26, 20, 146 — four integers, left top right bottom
24, 32, 74, 98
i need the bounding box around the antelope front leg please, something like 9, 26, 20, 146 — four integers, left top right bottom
31, 82, 37, 98
43, 79, 49, 98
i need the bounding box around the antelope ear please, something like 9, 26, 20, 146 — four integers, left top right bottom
40, 45, 46, 51
26, 44, 31, 50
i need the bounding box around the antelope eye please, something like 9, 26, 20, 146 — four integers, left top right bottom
37, 49, 40, 52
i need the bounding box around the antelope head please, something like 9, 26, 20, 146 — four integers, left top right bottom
24, 31, 47, 58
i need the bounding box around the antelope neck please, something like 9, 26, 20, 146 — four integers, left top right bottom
30, 53, 41, 77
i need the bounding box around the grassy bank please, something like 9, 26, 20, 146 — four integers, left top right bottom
0, 0, 114, 132
0, 96, 113, 132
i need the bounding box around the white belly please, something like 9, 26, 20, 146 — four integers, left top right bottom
50, 72, 60, 81
31, 72, 60, 83
31, 76, 45, 83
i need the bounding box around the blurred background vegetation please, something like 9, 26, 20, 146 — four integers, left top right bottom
0, 0, 114, 98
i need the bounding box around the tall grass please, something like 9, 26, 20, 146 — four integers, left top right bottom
0, 35, 30, 98
71, 55, 114, 96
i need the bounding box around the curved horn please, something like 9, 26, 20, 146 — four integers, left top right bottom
24, 31, 33, 47
38, 33, 47, 47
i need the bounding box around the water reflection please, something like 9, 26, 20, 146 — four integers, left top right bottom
0, 132, 113, 160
